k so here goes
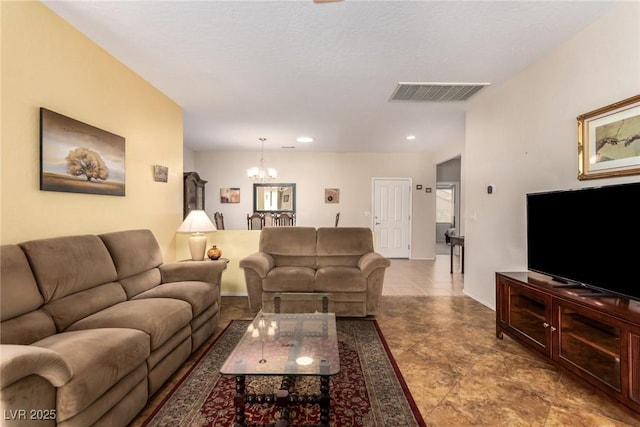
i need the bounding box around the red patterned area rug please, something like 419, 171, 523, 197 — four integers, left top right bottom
142, 319, 425, 427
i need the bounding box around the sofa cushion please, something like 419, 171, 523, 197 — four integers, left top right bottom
316, 227, 374, 268
0, 245, 57, 344
44, 282, 127, 331
1, 310, 57, 345
0, 245, 44, 321
260, 227, 317, 267
99, 229, 163, 279
19, 235, 118, 303
315, 267, 367, 292
118, 269, 163, 299
132, 281, 219, 318
263, 267, 316, 292
32, 328, 150, 423
65, 299, 192, 350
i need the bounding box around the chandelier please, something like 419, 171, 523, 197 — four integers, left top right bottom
247, 137, 277, 182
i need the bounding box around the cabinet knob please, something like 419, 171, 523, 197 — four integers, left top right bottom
550, 326, 557, 332
543, 322, 550, 328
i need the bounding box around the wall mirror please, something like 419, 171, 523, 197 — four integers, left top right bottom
253, 183, 296, 213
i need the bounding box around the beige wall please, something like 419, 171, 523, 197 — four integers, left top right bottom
190, 150, 437, 259
463, 2, 640, 308
1, 2, 184, 259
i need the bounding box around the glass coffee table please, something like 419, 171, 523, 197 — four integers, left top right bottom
220, 311, 339, 427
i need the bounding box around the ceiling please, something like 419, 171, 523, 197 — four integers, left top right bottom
42, 1, 617, 153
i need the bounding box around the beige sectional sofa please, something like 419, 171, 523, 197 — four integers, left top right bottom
240, 227, 390, 316
0, 229, 226, 427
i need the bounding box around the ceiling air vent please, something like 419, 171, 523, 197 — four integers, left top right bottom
390, 82, 489, 102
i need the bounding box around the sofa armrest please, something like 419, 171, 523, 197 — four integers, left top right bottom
1, 345, 72, 389
239, 253, 275, 278
358, 252, 391, 277
159, 260, 227, 284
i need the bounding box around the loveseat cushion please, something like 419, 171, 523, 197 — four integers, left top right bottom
260, 227, 317, 267
263, 266, 316, 292
316, 227, 374, 267
315, 266, 367, 292
32, 328, 149, 423
65, 299, 192, 351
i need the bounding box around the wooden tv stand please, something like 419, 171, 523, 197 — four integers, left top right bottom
496, 271, 640, 416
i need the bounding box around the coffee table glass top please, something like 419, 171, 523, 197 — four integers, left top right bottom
220, 312, 340, 376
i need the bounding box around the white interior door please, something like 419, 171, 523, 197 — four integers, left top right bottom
372, 178, 411, 258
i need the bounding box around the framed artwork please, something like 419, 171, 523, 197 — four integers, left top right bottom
220, 187, 240, 203
40, 108, 126, 196
578, 94, 640, 180
325, 188, 340, 203
153, 165, 168, 182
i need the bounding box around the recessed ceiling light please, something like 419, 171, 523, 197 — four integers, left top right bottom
406, 135, 416, 140
296, 136, 314, 143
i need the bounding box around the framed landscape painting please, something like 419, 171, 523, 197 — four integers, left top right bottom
40, 108, 126, 196
578, 95, 640, 180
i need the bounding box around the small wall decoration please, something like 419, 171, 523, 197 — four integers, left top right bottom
578, 94, 640, 180
153, 165, 168, 182
220, 187, 240, 203
325, 188, 340, 204
40, 108, 126, 196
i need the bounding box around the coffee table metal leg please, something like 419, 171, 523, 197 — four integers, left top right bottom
233, 375, 246, 427
319, 375, 330, 426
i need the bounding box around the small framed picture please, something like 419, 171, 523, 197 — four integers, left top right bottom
325, 188, 340, 203
220, 187, 240, 203
153, 165, 168, 182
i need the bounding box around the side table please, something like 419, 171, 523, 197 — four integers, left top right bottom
449, 236, 464, 274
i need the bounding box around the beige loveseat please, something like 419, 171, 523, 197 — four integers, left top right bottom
0, 229, 226, 427
239, 227, 390, 317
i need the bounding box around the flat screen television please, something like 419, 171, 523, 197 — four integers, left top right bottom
526, 181, 640, 301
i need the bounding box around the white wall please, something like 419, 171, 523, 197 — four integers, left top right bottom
191, 150, 437, 259
463, 2, 640, 308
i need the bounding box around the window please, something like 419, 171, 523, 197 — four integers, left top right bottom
436, 187, 455, 224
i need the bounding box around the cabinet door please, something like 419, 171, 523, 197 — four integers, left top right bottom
497, 277, 552, 357
555, 300, 622, 394
629, 332, 640, 409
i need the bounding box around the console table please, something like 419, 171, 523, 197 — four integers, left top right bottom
496, 271, 640, 416
449, 235, 464, 274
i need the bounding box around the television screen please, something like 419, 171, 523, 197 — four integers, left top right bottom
526, 182, 640, 300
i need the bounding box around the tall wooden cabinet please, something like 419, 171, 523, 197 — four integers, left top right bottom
183, 172, 207, 219
496, 271, 640, 416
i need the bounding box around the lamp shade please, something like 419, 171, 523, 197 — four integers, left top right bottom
177, 210, 217, 233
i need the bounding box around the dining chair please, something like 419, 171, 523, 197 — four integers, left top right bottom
264, 213, 276, 227
247, 212, 265, 230
274, 212, 295, 226
213, 212, 225, 230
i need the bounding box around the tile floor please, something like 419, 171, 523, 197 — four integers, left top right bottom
130, 254, 640, 426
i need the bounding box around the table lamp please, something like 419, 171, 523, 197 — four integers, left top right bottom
177, 210, 217, 260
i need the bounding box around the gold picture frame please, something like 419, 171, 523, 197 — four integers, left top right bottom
578, 94, 640, 180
